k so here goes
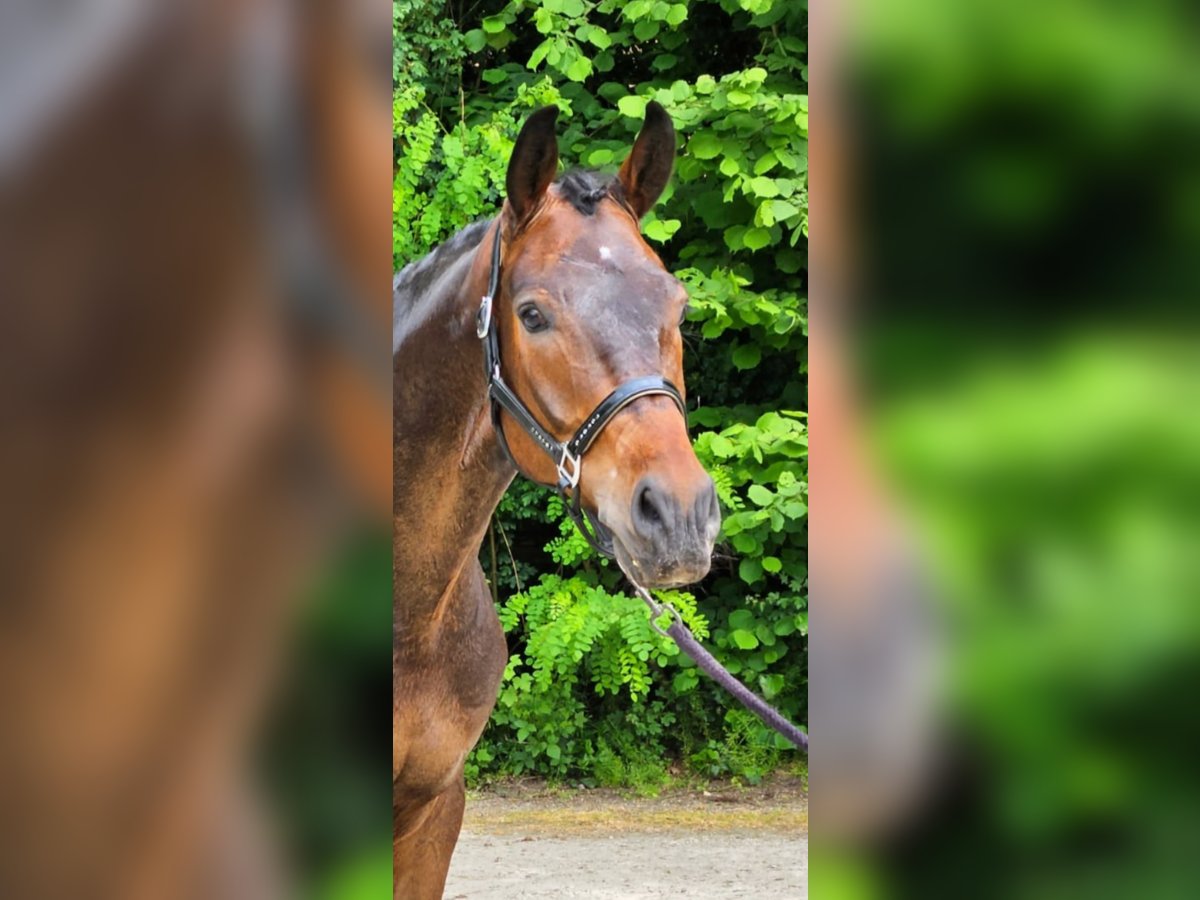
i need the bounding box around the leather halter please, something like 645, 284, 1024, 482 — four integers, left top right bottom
476, 224, 687, 557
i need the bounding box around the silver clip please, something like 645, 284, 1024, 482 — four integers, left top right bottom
632, 584, 682, 638
476, 294, 493, 339
556, 447, 581, 489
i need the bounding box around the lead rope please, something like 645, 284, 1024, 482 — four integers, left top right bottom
631, 583, 809, 752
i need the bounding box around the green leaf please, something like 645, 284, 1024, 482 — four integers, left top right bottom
689, 132, 722, 159
748, 176, 780, 198
762, 556, 782, 573
534, 8, 557, 34
731, 629, 760, 650
634, 19, 660, 40
731, 344, 761, 370
586, 27, 612, 49
652, 53, 678, 71
482, 15, 507, 33
643, 218, 680, 242
777, 248, 804, 273
528, 39, 552, 69
747, 484, 774, 506
560, 0, 585, 16
481, 69, 508, 84
624, 0, 652, 19
588, 147, 615, 166
598, 81, 626, 102
760, 674, 785, 699
666, 3, 688, 26
731, 533, 758, 554
617, 95, 649, 118
566, 55, 592, 82
743, 227, 772, 250
728, 609, 757, 630
695, 74, 717, 94
738, 558, 764, 584
689, 407, 723, 427
771, 199, 800, 220
673, 670, 699, 693
759, 412, 793, 436
753, 151, 779, 175
709, 434, 735, 457
464, 29, 487, 53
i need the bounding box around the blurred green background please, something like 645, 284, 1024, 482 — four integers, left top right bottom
263, 529, 392, 900
816, 0, 1200, 896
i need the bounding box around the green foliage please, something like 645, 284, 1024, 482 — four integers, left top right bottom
470, 570, 707, 782
395, 0, 807, 784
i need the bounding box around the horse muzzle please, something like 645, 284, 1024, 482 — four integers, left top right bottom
610, 473, 720, 588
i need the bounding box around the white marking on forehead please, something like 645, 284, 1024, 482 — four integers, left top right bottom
599, 246, 612, 260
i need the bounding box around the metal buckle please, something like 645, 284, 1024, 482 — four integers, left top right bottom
556, 447, 581, 490
632, 584, 682, 638
476, 294, 493, 339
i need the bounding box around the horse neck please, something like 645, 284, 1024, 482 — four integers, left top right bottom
393, 231, 513, 631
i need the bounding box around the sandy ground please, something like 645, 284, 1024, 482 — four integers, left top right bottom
444, 778, 808, 900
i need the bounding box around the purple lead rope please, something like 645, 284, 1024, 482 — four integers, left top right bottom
634, 587, 809, 751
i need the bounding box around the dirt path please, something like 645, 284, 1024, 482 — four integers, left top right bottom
444, 778, 808, 899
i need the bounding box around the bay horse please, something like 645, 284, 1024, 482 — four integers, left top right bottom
393, 103, 721, 898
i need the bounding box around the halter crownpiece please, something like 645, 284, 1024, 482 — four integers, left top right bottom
476, 224, 687, 557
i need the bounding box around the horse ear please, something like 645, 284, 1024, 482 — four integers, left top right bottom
506, 105, 560, 227
617, 101, 676, 219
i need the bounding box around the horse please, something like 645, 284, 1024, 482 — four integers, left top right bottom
393, 102, 721, 898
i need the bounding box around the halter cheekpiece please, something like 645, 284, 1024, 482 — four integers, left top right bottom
476, 224, 687, 556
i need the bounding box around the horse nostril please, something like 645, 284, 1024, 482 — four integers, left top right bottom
632, 478, 673, 540
638, 484, 662, 526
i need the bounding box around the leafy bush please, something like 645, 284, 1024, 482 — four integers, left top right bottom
395, 0, 807, 784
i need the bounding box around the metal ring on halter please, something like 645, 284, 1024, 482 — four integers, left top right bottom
476, 294, 493, 339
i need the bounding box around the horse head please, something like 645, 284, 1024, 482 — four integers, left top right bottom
491, 103, 720, 589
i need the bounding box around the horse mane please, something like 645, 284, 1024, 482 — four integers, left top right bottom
393, 217, 492, 352
393, 217, 493, 310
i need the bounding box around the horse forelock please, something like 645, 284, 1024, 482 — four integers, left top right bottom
556, 169, 619, 216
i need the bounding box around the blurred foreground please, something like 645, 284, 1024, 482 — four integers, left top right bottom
811, 0, 1200, 897
0, 1, 390, 897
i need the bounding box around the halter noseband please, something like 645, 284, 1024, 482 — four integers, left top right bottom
476, 224, 687, 557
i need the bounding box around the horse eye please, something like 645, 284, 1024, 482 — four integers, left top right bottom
518, 303, 549, 333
